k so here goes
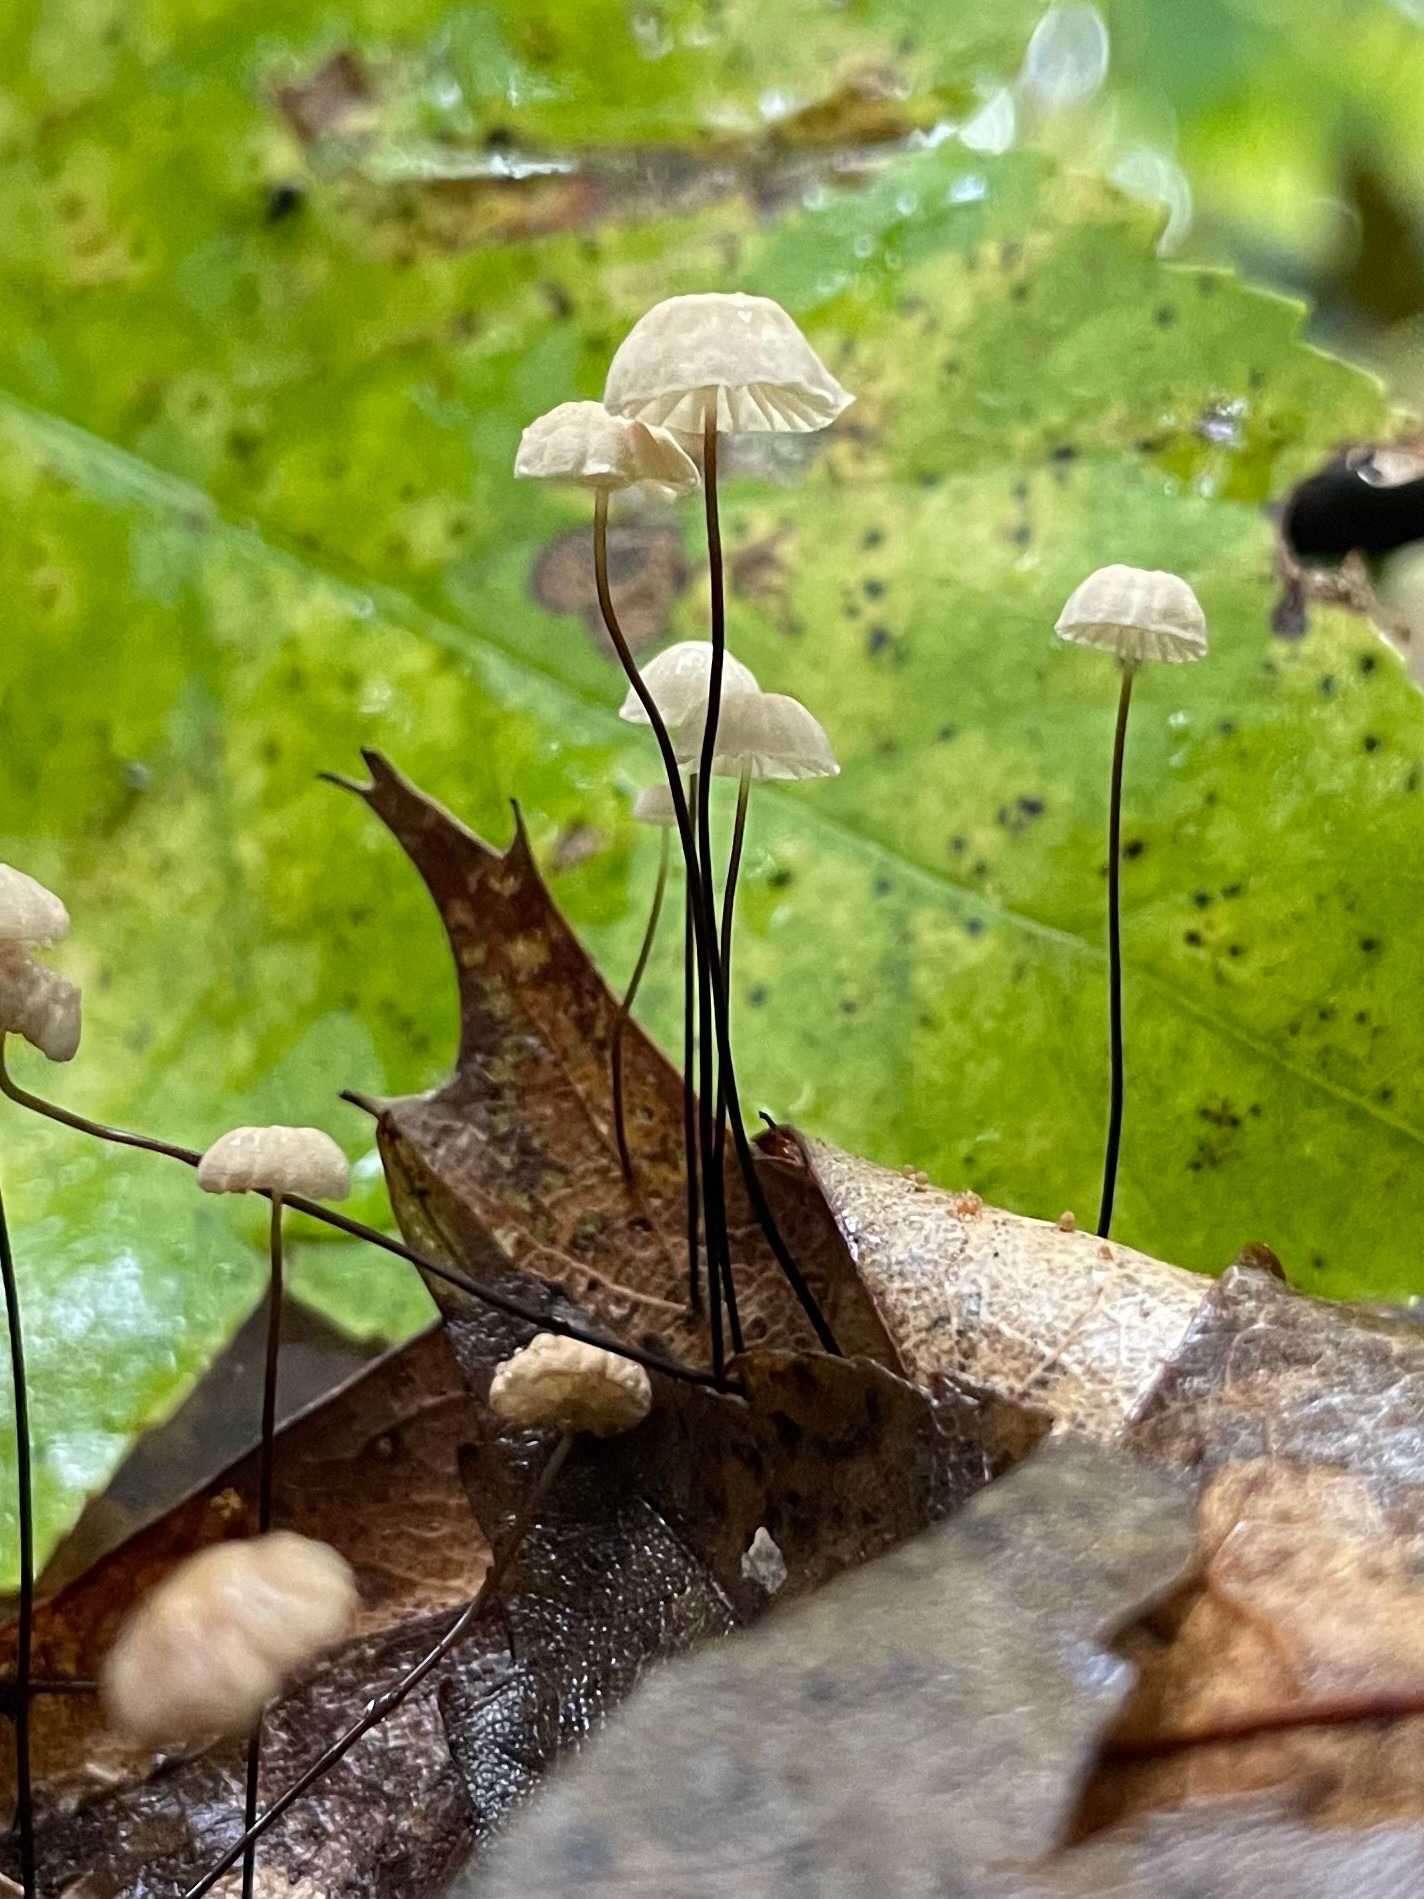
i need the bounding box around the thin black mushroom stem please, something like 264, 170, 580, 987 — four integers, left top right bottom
0, 1172, 36, 1899
711, 762, 752, 1181
1053, 564, 1209, 1242
239, 1192, 285, 1899
0, 1052, 732, 1395
180, 1429, 577, 1899
592, 490, 733, 1377
0, 870, 81, 1899
698, 417, 840, 1356
193, 1122, 350, 1899
1099, 659, 1136, 1238
610, 824, 669, 1183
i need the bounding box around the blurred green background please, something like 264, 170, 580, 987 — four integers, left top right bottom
2, 0, 1424, 1581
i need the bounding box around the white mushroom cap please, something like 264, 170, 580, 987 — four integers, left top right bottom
674, 689, 840, 782
0, 948, 80, 1062
514, 401, 700, 500
488, 1333, 653, 1438
1055, 565, 1208, 664
604, 293, 853, 435
632, 783, 679, 827
619, 641, 761, 728
0, 866, 69, 947
197, 1126, 351, 1200
101, 1532, 358, 1749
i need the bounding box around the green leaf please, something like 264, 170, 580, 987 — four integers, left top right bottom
0, 0, 1417, 1584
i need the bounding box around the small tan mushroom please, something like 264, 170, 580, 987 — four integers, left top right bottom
1055, 565, 1208, 664
101, 1532, 358, 1748
0, 866, 69, 947
604, 293, 853, 436
0, 948, 80, 1062
488, 1333, 652, 1437
514, 400, 700, 500
196, 1125, 351, 1200
674, 689, 839, 782
618, 640, 760, 729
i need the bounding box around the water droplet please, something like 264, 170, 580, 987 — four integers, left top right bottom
895, 189, 920, 218
1020, 4, 1110, 107
853, 233, 876, 260
1167, 710, 1192, 732
947, 171, 989, 206
1196, 398, 1246, 448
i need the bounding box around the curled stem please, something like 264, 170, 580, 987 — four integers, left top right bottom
1098, 660, 1136, 1239
0, 1052, 732, 1394
181, 1431, 575, 1899
241, 1195, 285, 1899
0, 1168, 35, 1899
611, 827, 669, 1182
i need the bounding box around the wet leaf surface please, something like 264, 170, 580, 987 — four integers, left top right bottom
460, 1438, 1199, 1899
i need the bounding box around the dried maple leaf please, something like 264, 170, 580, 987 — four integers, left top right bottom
341, 750, 899, 1369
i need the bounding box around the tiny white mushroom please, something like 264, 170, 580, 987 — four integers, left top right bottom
514, 400, 700, 500
741, 1525, 788, 1595
101, 1533, 358, 1749
0, 866, 69, 948
619, 640, 761, 729
0, 949, 81, 1063
604, 292, 853, 436
488, 1333, 652, 1438
1055, 564, 1208, 665
196, 1126, 351, 1201
674, 689, 839, 781
632, 783, 679, 826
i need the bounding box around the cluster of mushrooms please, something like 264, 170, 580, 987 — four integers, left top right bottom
0, 288, 1208, 1899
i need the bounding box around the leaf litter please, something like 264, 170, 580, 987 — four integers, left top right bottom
9, 763, 1424, 1896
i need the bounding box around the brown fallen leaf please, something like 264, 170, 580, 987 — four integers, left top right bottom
780, 1131, 1208, 1437
456, 1438, 1200, 1899
0, 1328, 486, 1896
344, 751, 899, 1371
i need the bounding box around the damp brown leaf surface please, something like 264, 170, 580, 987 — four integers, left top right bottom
348, 751, 899, 1369
0, 1329, 487, 1897
459, 1438, 1199, 1899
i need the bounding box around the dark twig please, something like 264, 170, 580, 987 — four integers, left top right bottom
181, 1432, 575, 1899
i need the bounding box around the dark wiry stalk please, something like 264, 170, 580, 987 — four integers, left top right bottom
1097, 661, 1136, 1239
0, 1052, 733, 1394
711, 765, 751, 1209
181, 1431, 575, 1899
240, 1194, 285, 1899
0, 1170, 35, 1899
592, 493, 730, 1380
714, 763, 752, 1129
682, 822, 701, 1314
611, 826, 669, 1181
694, 421, 741, 1358
698, 419, 839, 1356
